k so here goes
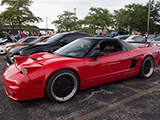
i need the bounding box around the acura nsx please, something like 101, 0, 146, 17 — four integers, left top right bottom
2, 37, 159, 102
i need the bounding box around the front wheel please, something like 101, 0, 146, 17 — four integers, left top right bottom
139, 56, 154, 78
46, 70, 79, 102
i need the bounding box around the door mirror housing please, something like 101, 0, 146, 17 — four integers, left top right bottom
92, 52, 105, 61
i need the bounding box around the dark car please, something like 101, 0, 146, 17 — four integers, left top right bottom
6, 31, 93, 65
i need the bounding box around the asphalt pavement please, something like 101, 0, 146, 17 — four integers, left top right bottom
0, 54, 160, 120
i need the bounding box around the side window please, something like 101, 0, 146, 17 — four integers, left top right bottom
92, 40, 124, 56
136, 36, 142, 41
41, 37, 49, 42
24, 38, 36, 43
132, 37, 136, 40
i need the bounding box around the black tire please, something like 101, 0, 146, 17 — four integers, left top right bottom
46, 70, 79, 102
139, 56, 154, 78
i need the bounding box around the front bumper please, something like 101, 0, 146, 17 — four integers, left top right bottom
2, 64, 43, 101
3, 87, 43, 101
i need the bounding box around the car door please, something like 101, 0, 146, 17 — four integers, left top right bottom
84, 40, 133, 87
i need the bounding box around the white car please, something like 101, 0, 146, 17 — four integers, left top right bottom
0, 42, 16, 54
0, 36, 38, 54
0, 38, 7, 43
125, 35, 145, 42
149, 36, 160, 52
0, 32, 17, 54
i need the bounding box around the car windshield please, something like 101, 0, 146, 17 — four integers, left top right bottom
30, 37, 44, 44
17, 38, 26, 43
42, 33, 63, 43
53, 39, 96, 58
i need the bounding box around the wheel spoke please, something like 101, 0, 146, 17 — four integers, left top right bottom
144, 60, 151, 74
50, 72, 78, 101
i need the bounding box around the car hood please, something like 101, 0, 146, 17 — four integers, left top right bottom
5, 43, 16, 47
14, 52, 77, 67
10, 43, 28, 48
9, 42, 49, 54
10, 45, 27, 53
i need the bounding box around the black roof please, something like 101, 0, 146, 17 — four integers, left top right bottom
61, 31, 93, 36
79, 37, 119, 41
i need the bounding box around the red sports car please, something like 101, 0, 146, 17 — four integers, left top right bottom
2, 37, 160, 102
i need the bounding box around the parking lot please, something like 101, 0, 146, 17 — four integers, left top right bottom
0, 54, 160, 120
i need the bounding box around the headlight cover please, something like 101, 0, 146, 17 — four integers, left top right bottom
21, 67, 28, 75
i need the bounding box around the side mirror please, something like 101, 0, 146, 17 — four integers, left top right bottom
92, 52, 105, 61
60, 39, 68, 46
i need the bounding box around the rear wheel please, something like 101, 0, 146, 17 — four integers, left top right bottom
139, 56, 154, 78
46, 70, 79, 102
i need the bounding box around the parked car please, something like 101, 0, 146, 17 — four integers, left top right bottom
6, 31, 93, 65
114, 35, 131, 40
147, 35, 159, 41
0, 36, 38, 54
2, 37, 159, 102
0, 37, 7, 43
149, 36, 160, 42
149, 36, 160, 52
0, 32, 17, 45
125, 35, 145, 42
6, 36, 51, 53
105, 31, 128, 37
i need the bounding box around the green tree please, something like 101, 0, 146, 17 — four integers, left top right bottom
84, 7, 112, 34
113, 1, 160, 35
1, 0, 42, 31
149, 0, 160, 34
113, 9, 129, 32
0, 14, 4, 36
51, 11, 78, 32
114, 4, 148, 34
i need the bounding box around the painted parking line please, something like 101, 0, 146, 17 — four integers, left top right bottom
117, 84, 160, 97
116, 84, 143, 92
77, 85, 160, 120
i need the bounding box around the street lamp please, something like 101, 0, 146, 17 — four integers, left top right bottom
73, 8, 77, 30
147, 0, 151, 35
74, 8, 77, 17
46, 17, 48, 30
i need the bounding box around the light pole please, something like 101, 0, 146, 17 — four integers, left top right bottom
147, 0, 151, 35
73, 8, 77, 30
74, 8, 77, 17
46, 17, 48, 30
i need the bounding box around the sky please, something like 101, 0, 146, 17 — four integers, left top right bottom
0, 0, 153, 31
